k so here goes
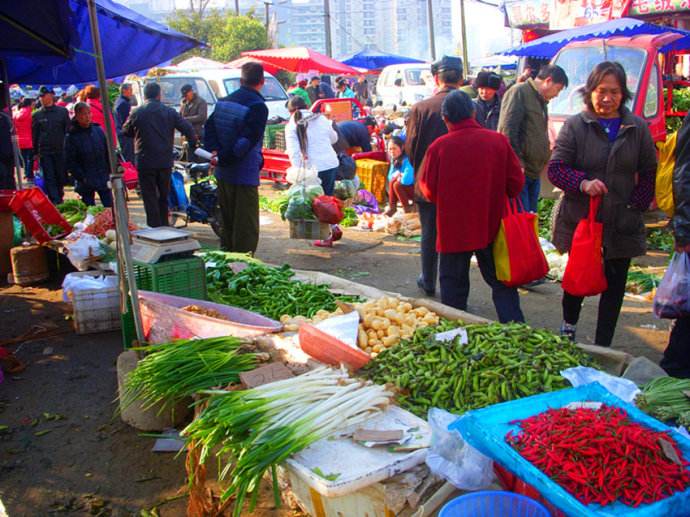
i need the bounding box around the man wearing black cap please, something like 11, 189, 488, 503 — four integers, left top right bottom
180, 84, 207, 161
405, 55, 462, 297
32, 86, 70, 204
473, 71, 502, 131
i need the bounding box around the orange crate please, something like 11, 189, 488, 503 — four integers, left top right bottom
356, 159, 388, 204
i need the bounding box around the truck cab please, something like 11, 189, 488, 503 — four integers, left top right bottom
548, 32, 684, 145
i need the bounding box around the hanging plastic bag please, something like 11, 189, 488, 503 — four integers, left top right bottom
312, 195, 344, 224
286, 164, 320, 187
653, 252, 690, 319
493, 198, 549, 287
562, 196, 608, 297
285, 183, 324, 221
426, 408, 494, 490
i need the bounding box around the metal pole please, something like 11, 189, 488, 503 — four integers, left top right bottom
324, 0, 332, 57
264, 1, 270, 32
86, 0, 144, 344
0, 60, 22, 190
460, 0, 469, 76
235, 0, 240, 15
427, 0, 436, 61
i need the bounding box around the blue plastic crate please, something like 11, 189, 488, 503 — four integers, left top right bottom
449, 383, 690, 517
440, 491, 551, 517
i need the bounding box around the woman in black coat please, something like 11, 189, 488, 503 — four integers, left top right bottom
65, 102, 112, 207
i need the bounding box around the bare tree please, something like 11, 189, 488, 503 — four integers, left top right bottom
189, 0, 212, 17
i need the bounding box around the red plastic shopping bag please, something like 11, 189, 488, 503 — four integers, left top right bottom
312, 195, 344, 224
493, 199, 549, 287
562, 196, 608, 297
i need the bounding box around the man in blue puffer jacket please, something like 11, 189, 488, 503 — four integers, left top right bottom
65, 102, 112, 207
205, 62, 268, 253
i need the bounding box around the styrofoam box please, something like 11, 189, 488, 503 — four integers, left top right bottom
285, 405, 431, 498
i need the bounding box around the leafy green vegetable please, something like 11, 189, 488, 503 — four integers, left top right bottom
647, 228, 674, 253
537, 198, 555, 240
340, 207, 358, 227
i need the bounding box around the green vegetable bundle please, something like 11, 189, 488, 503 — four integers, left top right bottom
636, 376, 690, 427
340, 207, 359, 227
121, 337, 257, 413
647, 228, 674, 253
205, 260, 360, 320
182, 367, 391, 516
626, 267, 663, 295
259, 194, 289, 218
361, 321, 594, 417
537, 198, 555, 240
57, 199, 87, 225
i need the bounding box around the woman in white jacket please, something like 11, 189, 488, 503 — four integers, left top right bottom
285, 96, 342, 247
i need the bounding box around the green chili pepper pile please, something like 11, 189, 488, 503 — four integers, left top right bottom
361, 321, 594, 417
204, 253, 360, 320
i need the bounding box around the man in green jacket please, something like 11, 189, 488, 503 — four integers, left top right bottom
497, 65, 568, 213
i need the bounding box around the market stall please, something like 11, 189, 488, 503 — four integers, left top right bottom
103, 246, 685, 517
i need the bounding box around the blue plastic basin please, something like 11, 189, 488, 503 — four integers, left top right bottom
439, 491, 551, 517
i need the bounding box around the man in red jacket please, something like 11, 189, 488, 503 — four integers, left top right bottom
419, 90, 525, 323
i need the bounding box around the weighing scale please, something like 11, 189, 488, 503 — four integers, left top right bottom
130, 228, 201, 263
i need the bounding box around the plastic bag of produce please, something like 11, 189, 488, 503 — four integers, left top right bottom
333, 179, 357, 200
312, 195, 344, 224
285, 183, 324, 221
561, 196, 607, 297
353, 189, 380, 214
653, 252, 690, 319
286, 164, 320, 187
426, 408, 494, 490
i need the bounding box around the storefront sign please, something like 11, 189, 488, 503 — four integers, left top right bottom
550, 0, 632, 30
629, 0, 690, 15
505, 0, 551, 28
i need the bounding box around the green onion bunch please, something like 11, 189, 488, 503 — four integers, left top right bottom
121, 337, 257, 413
637, 376, 690, 426
182, 367, 392, 516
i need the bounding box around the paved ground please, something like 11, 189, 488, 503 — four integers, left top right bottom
0, 184, 672, 516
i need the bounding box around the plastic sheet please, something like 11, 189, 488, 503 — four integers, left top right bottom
426, 408, 494, 491
561, 366, 640, 403
449, 383, 690, 517
62, 272, 118, 302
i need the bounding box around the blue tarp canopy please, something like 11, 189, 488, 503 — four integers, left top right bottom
0, 0, 201, 84
500, 17, 690, 58
341, 45, 425, 70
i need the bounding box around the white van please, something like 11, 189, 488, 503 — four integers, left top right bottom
376, 63, 434, 108
133, 69, 290, 120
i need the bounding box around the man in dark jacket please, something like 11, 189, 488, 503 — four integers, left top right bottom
65, 102, 112, 207
661, 113, 690, 377
335, 118, 374, 152
419, 91, 525, 322
123, 82, 195, 227
114, 83, 134, 162
0, 111, 15, 189
32, 86, 70, 203
205, 62, 269, 253
405, 55, 462, 297
180, 84, 207, 160
498, 65, 568, 213
473, 71, 502, 131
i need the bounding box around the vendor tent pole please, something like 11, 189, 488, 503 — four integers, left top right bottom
427, 0, 436, 61
324, 0, 333, 57
1, 59, 23, 190
459, 0, 469, 75
86, 0, 144, 344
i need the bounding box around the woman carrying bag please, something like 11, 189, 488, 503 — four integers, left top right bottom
548, 62, 657, 346
285, 96, 342, 247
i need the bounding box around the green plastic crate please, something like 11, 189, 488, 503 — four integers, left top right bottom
121, 256, 207, 347
263, 123, 285, 149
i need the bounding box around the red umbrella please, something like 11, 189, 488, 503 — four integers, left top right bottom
241, 47, 359, 75
225, 56, 282, 76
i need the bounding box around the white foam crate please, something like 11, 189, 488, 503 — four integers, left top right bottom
69, 271, 121, 335
285, 405, 431, 497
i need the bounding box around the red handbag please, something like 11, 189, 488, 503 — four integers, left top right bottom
121, 161, 138, 190
562, 196, 608, 297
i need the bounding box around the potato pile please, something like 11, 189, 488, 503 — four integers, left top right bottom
355, 297, 439, 357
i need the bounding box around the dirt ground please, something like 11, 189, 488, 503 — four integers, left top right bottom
0, 184, 672, 516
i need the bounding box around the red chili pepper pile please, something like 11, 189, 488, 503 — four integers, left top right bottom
506, 405, 690, 507
84, 209, 138, 237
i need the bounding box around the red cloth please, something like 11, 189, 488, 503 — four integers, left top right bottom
418, 118, 525, 253
86, 98, 117, 145
12, 106, 32, 149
